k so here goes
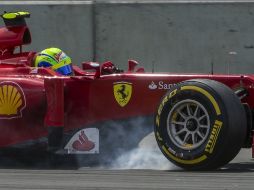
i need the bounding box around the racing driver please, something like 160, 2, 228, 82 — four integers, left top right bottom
34, 47, 73, 76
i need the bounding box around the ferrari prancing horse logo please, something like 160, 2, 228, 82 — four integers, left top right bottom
113, 82, 132, 107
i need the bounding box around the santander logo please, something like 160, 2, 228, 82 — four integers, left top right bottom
72, 130, 95, 151
64, 128, 99, 154
148, 81, 176, 90
148, 81, 158, 90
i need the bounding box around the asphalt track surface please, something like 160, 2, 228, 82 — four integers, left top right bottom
0, 149, 252, 190
3, 0, 254, 4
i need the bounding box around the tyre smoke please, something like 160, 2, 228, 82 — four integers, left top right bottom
77, 117, 179, 170
109, 132, 178, 170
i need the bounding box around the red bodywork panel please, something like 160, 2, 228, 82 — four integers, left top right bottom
0, 65, 252, 147
0, 22, 253, 154
0, 25, 31, 58
0, 26, 31, 48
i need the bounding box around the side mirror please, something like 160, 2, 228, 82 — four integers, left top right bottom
82, 62, 101, 78
128, 60, 145, 73
128, 60, 139, 72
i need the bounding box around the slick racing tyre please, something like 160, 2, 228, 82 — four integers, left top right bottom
154, 79, 247, 170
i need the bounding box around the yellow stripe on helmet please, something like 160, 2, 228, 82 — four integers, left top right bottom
51, 57, 72, 70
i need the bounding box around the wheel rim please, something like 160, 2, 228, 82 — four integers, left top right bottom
167, 99, 210, 150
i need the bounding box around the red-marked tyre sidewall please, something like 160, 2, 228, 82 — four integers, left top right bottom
154, 79, 247, 170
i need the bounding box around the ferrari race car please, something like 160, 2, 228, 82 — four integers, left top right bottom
0, 11, 253, 170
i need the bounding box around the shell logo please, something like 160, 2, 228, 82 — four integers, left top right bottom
0, 82, 26, 119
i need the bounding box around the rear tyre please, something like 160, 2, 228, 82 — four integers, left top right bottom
154, 79, 247, 170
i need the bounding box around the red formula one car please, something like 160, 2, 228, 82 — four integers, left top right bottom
0, 11, 252, 170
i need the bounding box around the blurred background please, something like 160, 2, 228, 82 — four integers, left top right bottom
1, 0, 254, 74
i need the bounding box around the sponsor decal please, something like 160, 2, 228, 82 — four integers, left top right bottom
162, 145, 207, 164
64, 128, 99, 154
0, 81, 26, 119
149, 81, 175, 90
156, 131, 163, 141
155, 115, 160, 127
54, 51, 67, 62
0, 49, 7, 56
156, 89, 178, 127
113, 82, 132, 107
205, 120, 223, 154
148, 81, 157, 89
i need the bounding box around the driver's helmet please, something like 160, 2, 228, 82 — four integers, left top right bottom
34, 47, 73, 76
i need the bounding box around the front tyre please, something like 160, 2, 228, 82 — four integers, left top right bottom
154, 79, 247, 170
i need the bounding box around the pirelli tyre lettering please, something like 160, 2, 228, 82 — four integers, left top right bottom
154, 79, 247, 170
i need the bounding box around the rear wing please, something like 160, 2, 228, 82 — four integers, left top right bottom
1, 11, 30, 27
0, 11, 31, 58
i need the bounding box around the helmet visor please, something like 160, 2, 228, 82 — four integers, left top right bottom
55, 64, 73, 76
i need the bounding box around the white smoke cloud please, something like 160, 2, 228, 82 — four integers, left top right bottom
110, 132, 179, 170
77, 117, 180, 170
